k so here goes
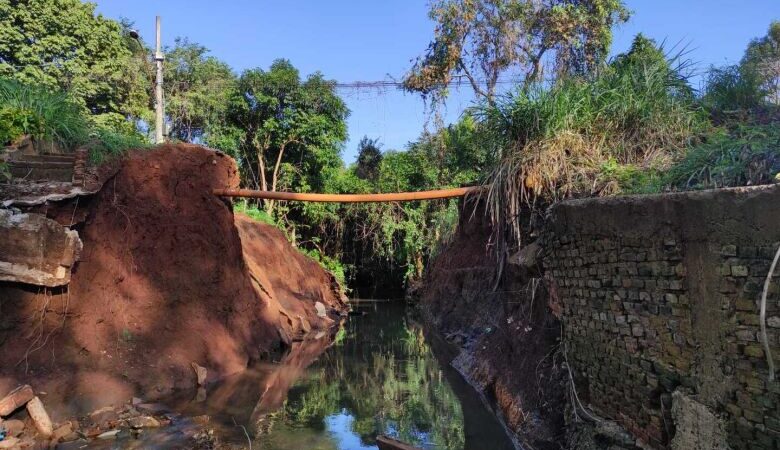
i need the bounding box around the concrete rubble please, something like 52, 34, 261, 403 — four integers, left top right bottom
0, 384, 215, 448
0, 209, 82, 287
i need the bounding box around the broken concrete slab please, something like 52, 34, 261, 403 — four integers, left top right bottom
671, 390, 730, 450
26, 396, 53, 437
0, 385, 34, 416
0, 209, 81, 287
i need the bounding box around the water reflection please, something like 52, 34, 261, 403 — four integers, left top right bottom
165, 302, 514, 450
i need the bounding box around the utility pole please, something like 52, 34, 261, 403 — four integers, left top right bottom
154, 16, 165, 144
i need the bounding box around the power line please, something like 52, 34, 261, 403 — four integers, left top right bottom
333, 74, 523, 91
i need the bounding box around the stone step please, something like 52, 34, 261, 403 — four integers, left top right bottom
17, 154, 76, 163
8, 160, 74, 169
8, 160, 74, 182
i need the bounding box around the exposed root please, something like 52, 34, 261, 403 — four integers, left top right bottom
16, 288, 70, 373
563, 341, 606, 424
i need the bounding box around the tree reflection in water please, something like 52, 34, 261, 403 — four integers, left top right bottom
261, 302, 465, 450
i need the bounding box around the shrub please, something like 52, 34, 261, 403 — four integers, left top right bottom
664, 124, 780, 190
702, 65, 765, 113
87, 126, 149, 164
298, 247, 348, 289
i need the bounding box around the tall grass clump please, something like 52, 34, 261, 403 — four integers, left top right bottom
702, 65, 765, 114
87, 127, 150, 164
0, 77, 150, 167
479, 35, 707, 244
0, 78, 89, 147
664, 124, 780, 190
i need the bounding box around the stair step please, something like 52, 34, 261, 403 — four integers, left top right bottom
14, 154, 76, 163
8, 160, 75, 169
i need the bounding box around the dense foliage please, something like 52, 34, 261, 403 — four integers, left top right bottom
0, 0, 148, 119
403, 0, 630, 102
164, 38, 236, 142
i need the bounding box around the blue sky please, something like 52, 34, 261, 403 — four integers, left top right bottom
93, 0, 778, 162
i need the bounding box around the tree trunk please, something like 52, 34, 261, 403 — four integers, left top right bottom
267, 140, 294, 215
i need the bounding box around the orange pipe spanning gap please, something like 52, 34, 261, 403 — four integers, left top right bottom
213, 186, 485, 203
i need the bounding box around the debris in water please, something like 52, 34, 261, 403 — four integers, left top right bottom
97, 429, 120, 440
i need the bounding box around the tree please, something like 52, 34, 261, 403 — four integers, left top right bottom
355, 137, 383, 181
741, 21, 780, 104
228, 59, 349, 214
403, 0, 630, 103
164, 38, 236, 142
0, 0, 148, 118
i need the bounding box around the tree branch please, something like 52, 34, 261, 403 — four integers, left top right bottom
457, 59, 489, 100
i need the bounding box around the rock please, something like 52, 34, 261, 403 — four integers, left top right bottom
0, 437, 19, 449
51, 422, 73, 442
126, 416, 160, 429
0, 385, 34, 416
26, 396, 53, 437
134, 403, 167, 415
297, 315, 311, 333
276, 326, 292, 347
88, 406, 118, 427
96, 429, 120, 440
190, 362, 207, 386
0, 210, 82, 287
508, 241, 542, 270
193, 387, 206, 403
192, 415, 210, 426
315, 301, 327, 318
3, 419, 25, 437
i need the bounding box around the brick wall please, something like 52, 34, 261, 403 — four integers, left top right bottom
543, 185, 780, 449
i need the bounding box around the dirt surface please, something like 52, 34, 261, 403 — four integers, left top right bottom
418, 199, 566, 450
0, 144, 347, 423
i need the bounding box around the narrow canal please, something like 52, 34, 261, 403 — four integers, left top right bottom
107, 302, 515, 449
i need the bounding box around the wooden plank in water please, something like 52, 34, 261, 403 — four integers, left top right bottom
376, 435, 422, 450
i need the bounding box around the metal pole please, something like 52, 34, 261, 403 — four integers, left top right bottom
154, 16, 164, 144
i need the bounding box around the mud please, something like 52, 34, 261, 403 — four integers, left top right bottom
0, 144, 347, 424
418, 199, 566, 450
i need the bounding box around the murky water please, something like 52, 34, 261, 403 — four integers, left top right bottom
107, 302, 514, 449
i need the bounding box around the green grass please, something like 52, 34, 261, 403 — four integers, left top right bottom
298, 247, 348, 288
663, 124, 780, 190
233, 200, 279, 227
87, 127, 150, 164
0, 78, 89, 148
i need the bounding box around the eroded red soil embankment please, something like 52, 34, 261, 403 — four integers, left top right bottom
0, 144, 347, 420
418, 199, 566, 450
